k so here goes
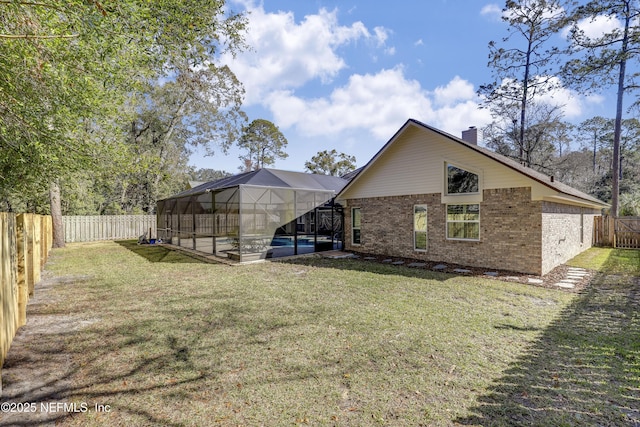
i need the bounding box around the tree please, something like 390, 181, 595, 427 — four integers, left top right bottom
1, 1, 248, 244
304, 149, 357, 176
549, 120, 574, 157
563, 0, 640, 215
620, 191, 640, 216
479, 0, 566, 164
553, 149, 596, 193
237, 119, 288, 171
483, 101, 567, 171
189, 168, 232, 182
619, 118, 640, 181
49, 181, 64, 247
120, 66, 246, 213
575, 116, 614, 173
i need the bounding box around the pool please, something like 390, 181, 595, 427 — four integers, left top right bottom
270, 236, 315, 247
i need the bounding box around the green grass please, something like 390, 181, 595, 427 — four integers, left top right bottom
459, 247, 640, 426
12, 243, 640, 425
569, 246, 640, 276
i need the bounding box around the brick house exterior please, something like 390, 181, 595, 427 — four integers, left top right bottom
338, 119, 607, 275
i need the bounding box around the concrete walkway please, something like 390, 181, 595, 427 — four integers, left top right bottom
552, 267, 589, 289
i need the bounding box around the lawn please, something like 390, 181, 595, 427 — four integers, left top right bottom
1, 242, 638, 426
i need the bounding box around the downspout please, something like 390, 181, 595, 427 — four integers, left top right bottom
192, 196, 196, 250
238, 186, 244, 262
210, 190, 216, 255
177, 198, 182, 246
313, 206, 318, 250
330, 198, 335, 249
293, 191, 298, 256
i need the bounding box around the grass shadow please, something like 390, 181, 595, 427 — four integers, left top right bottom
455, 249, 640, 426
115, 240, 207, 264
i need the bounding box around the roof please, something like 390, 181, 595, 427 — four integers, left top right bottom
338, 118, 608, 208
165, 168, 349, 200
340, 167, 363, 181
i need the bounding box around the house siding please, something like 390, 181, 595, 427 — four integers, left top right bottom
541, 202, 600, 275
339, 124, 558, 203
345, 187, 543, 275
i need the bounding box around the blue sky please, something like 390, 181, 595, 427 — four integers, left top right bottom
190, 0, 617, 173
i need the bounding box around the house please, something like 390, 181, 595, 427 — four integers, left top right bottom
336, 119, 608, 275
157, 168, 348, 262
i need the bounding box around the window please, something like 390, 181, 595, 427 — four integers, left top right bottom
352, 208, 361, 244
446, 204, 480, 240
414, 205, 427, 251
447, 164, 479, 194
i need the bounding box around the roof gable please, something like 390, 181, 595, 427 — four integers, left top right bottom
338, 119, 607, 208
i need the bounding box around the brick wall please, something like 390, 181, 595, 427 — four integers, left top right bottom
541, 202, 600, 274
344, 187, 544, 274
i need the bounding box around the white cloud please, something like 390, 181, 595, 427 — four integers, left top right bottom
373, 26, 390, 46
480, 4, 502, 21
434, 101, 493, 137
535, 77, 584, 118
585, 93, 605, 105
266, 67, 430, 139
223, 2, 494, 148
265, 69, 491, 142
567, 14, 621, 40
433, 76, 477, 107
223, 1, 391, 105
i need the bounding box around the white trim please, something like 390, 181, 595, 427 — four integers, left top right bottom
413, 204, 428, 251
442, 160, 483, 204
445, 203, 481, 241
351, 207, 361, 245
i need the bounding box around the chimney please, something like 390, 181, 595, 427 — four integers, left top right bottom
461, 126, 480, 145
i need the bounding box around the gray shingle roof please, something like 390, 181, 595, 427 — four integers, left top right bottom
164, 168, 349, 200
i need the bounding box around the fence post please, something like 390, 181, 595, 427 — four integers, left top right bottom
609, 216, 616, 248
32, 216, 41, 286
16, 215, 28, 328
1, 213, 18, 396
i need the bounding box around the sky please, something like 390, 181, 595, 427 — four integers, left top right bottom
189, 0, 619, 174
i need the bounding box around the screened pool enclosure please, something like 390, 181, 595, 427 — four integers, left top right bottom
157, 169, 348, 262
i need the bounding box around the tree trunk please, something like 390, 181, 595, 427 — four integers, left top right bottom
610, 2, 633, 217
50, 181, 65, 248
612, 57, 627, 218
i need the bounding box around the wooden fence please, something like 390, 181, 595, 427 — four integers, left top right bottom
63, 215, 157, 242
1, 213, 52, 395
594, 216, 640, 249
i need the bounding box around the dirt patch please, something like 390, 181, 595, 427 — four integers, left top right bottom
0, 273, 98, 426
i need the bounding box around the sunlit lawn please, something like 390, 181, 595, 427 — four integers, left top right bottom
6, 242, 640, 425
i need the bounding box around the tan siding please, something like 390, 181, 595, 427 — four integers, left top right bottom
342, 126, 434, 199
340, 122, 557, 202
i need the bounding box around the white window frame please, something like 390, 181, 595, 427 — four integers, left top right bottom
351, 207, 361, 245
445, 162, 480, 196
446, 204, 480, 241
414, 205, 428, 251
